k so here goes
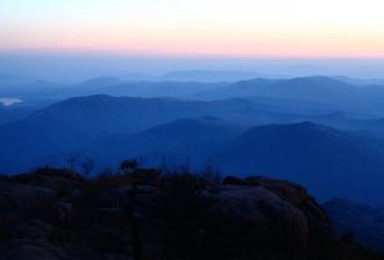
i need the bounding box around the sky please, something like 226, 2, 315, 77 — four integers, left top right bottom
1, 0, 384, 58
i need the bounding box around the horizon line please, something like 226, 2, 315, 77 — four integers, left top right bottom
2, 48, 384, 60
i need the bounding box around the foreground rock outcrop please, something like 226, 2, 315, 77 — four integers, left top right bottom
0, 168, 380, 259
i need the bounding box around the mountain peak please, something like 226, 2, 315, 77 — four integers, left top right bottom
78, 77, 123, 88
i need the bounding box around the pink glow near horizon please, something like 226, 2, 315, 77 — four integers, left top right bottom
1, 0, 384, 58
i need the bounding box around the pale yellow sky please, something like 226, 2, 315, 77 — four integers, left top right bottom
1, 0, 384, 57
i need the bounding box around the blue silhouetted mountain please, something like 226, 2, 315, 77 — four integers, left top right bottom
194, 76, 384, 116
84, 117, 244, 169
0, 95, 290, 173
77, 77, 123, 89
194, 76, 350, 99
332, 75, 384, 86
214, 122, 384, 203
161, 70, 277, 82
0, 105, 35, 125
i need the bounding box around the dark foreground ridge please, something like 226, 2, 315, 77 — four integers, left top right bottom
0, 166, 382, 260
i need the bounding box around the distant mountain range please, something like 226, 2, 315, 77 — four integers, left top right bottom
5, 75, 384, 117
2, 76, 384, 205
333, 76, 384, 86
161, 70, 285, 82
192, 76, 384, 116
1, 94, 384, 203
0, 95, 295, 173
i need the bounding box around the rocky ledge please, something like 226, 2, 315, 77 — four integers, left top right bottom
0, 168, 379, 259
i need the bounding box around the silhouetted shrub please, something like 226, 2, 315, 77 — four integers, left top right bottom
223, 175, 242, 185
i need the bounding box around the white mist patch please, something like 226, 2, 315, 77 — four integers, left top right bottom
0, 98, 23, 107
